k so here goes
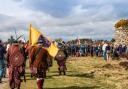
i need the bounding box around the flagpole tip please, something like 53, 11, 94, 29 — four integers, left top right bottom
30, 24, 32, 27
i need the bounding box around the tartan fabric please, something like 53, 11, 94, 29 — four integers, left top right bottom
8, 66, 21, 88
7, 44, 25, 67
29, 46, 48, 69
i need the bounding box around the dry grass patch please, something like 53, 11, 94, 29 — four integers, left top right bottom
3, 57, 128, 89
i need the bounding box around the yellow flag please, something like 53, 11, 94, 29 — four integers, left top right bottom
46, 42, 59, 57
29, 25, 59, 57
29, 25, 41, 46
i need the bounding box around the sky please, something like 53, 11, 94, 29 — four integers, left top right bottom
0, 0, 128, 41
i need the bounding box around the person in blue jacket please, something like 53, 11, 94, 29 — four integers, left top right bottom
0, 40, 6, 83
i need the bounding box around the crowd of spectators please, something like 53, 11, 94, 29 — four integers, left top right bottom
63, 41, 128, 61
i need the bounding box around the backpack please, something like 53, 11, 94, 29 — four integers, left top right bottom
9, 46, 25, 67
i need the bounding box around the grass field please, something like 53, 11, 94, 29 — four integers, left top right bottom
3, 57, 128, 89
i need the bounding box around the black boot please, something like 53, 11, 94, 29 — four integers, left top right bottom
17, 85, 21, 89
31, 74, 33, 78
0, 79, 2, 83
58, 68, 61, 75
63, 70, 66, 75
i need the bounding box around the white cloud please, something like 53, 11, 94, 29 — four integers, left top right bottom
0, 0, 127, 41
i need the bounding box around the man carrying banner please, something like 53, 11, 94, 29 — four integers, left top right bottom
29, 25, 58, 89
29, 39, 50, 89
29, 25, 59, 58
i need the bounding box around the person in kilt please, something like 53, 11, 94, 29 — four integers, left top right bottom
29, 40, 50, 89
18, 40, 27, 82
7, 41, 25, 89
55, 43, 68, 75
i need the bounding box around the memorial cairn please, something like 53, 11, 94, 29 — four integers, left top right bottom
114, 19, 128, 46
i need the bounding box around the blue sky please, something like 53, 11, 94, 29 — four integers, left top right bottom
0, 0, 128, 41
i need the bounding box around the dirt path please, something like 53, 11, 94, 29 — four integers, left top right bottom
0, 78, 8, 89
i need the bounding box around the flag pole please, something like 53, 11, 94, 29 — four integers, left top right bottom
29, 24, 32, 45
14, 28, 18, 39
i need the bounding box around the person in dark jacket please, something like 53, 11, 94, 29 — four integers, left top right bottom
106, 43, 111, 62
94, 45, 99, 57
0, 40, 6, 83
90, 45, 94, 57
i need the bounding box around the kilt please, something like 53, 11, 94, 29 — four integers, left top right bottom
8, 66, 21, 89
37, 68, 46, 78
30, 66, 46, 78
57, 60, 66, 67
